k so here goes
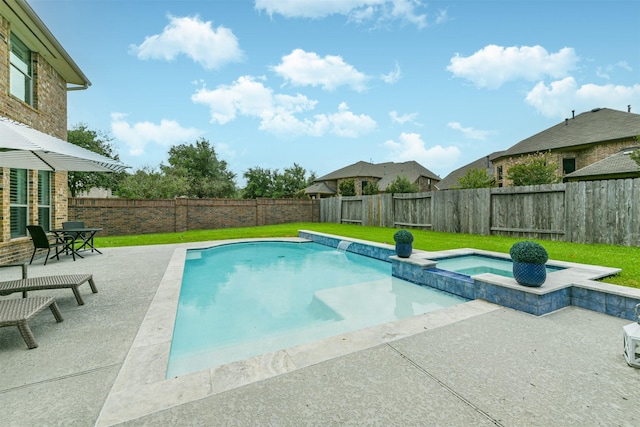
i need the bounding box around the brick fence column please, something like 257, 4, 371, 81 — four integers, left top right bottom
175, 198, 188, 232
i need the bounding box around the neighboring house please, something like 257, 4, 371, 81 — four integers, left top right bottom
492, 107, 640, 186
436, 151, 504, 190
305, 160, 440, 198
564, 146, 640, 182
0, 0, 91, 262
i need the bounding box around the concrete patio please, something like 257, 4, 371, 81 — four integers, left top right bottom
1, 242, 639, 427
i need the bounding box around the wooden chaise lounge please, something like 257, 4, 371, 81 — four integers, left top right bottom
0, 264, 97, 305
0, 297, 63, 349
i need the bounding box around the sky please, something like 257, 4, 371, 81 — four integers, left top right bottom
29, 0, 640, 186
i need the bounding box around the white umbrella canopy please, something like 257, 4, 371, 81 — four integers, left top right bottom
0, 117, 128, 172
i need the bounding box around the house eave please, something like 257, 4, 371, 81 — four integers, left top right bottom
1, 0, 91, 89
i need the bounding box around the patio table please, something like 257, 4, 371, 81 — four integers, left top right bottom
50, 227, 103, 260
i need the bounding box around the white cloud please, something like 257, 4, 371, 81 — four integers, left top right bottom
389, 110, 418, 125
192, 76, 376, 137
447, 122, 493, 140
525, 77, 640, 118
110, 113, 202, 156
447, 45, 579, 89
381, 62, 401, 84
255, 0, 428, 29
130, 15, 244, 70
383, 132, 460, 173
272, 49, 368, 92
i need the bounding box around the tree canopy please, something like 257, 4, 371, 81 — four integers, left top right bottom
67, 124, 125, 197
386, 176, 419, 193
631, 136, 640, 167
454, 168, 496, 189
116, 166, 189, 199
242, 163, 315, 199
161, 138, 237, 198
506, 152, 560, 186
338, 179, 356, 196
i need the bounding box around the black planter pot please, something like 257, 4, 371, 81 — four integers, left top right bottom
395, 243, 412, 258
512, 261, 546, 287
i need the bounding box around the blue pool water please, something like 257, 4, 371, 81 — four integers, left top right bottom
167, 241, 466, 377
434, 254, 564, 278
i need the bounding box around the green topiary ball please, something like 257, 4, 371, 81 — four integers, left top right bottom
509, 241, 549, 264
393, 229, 414, 244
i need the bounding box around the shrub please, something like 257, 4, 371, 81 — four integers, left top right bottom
509, 241, 549, 264
393, 229, 414, 244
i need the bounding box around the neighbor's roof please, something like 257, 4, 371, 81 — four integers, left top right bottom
315, 161, 440, 188
304, 182, 336, 195
495, 108, 640, 159
437, 151, 504, 190
1, 0, 90, 89
565, 147, 640, 179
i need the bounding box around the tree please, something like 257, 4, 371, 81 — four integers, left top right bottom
273, 163, 315, 198
506, 152, 560, 186
67, 124, 124, 197
454, 168, 496, 189
362, 181, 379, 195
242, 167, 274, 199
386, 176, 419, 193
116, 166, 189, 199
631, 135, 640, 167
161, 138, 236, 198
339, 179, 356, 196
242, 163, 315, 199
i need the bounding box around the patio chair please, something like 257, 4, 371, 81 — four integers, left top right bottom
0, 296, 63, 349
27, 225, 73, 265
0, 264, 97, 305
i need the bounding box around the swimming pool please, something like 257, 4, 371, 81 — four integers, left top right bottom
167, 241, 466, 377
433, 254, 564, 278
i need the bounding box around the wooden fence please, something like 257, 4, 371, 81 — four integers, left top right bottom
320, 178, 640, 246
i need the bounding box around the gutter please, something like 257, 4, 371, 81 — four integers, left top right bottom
14, 0, 91, 90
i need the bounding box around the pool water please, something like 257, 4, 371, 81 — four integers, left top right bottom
167, 241, 466, 377
434, 254, 564, 278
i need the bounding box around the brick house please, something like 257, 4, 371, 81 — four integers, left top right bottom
492, 107, 640, 186
305, 160, 441, 198
439, 107, 640, 189
0, 0, 91, 263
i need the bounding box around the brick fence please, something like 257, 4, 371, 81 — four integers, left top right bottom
68, 197, 320, 236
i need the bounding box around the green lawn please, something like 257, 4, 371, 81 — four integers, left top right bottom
95, 222, 640, 289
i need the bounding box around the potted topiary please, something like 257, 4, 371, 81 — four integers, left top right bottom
393, 229, 414, 258
509, 241, 549, 287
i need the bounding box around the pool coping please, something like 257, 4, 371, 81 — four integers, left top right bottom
96, 232, 640, 426
95, 237, 499, 426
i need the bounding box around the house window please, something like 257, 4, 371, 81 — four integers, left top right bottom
38, 171, 51, 231
497, 166, 503, 180
10, 169, 28, 238
10, 34, 33, 105
563, 158, 576, 175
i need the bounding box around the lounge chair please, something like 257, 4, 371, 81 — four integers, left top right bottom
0, 296, 63, 349
27, 225, 73, 265
0, 264, 97, 305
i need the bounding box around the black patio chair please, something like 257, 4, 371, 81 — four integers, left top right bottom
26, 225, 73, 265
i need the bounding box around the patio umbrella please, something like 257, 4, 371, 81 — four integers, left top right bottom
0, 117, 128, 172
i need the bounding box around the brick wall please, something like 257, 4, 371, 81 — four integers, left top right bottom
0, 16, 71, 262
68, 198, 320, 236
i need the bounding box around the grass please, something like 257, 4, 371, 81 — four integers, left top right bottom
94, 222, 640, 289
